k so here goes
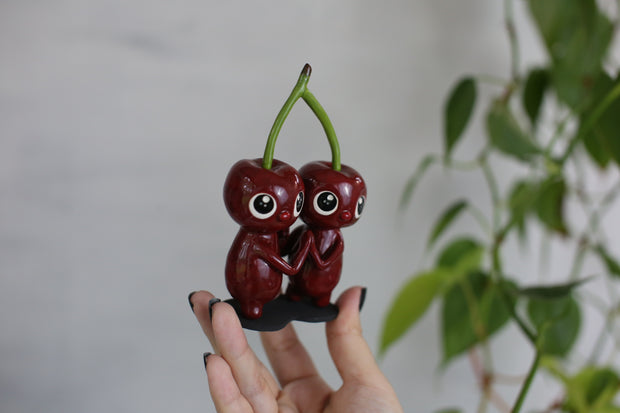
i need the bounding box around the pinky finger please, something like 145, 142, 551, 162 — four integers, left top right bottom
205, 353, 254, 413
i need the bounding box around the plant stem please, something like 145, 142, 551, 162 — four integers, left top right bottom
588, 311, 612, 364
263, 64, 311, 170
476, 74, 510, 87
504, 0, 520, 82
468, 203, 493, 237
480, 154, 501, 230
511, 351, 541, 413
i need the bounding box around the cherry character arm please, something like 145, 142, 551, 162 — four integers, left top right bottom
308, 231, 344, 270
281, 225, 305, 256
252, 234, 311, 276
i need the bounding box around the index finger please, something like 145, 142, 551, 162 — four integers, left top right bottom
189, 290, 219, 352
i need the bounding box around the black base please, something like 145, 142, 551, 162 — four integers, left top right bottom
224, 295, 339, 332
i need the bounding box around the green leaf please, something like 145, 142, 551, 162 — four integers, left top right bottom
508, 180, 538, 239
527, 0, 614, 110
565, 367, 620, 412
535, 175, 568, 236
444, 77, 477, 159
436, 237, 485, 278
583, 73, 620, 168
441, 272, 513, 364
522, 68, 549, 126
486, 101, 541, 162
427, 200, 468, 248
400, 154, 438, 210
380, 270, 448, 355
527, 295, 581, 356
517, 277, 592, 299
595, 245, 620, 278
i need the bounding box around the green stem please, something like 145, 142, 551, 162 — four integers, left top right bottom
492, 225, 538, 344
301, 89, 341, 171
480, 154, 501, 231
475, 74, 510, 87
263, 64, 312, 170
504, 0, 520, 82
588, 311, 612, 365
262, 64, 342, 171
511, 351, 541, 413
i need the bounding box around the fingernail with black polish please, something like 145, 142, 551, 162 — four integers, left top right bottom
359, 287, 367, 311
188, 291, 197, 313
208, 298, 221, 320
203, 352, 211, 369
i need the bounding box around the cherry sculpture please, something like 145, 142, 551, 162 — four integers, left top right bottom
223, 158, 309, 320
285, 161, 366, 307
222, 64, 366, 331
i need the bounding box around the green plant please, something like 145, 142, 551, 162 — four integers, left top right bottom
380, 1, 620, 412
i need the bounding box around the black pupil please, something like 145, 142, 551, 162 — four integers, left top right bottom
317, 192, 337, 212
357, 197, 365, 215
296, 192, 304, 212
254, 195, 274, 214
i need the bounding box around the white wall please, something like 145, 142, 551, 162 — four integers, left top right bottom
1, 1, 619, 412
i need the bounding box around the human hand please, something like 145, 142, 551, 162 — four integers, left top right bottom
188, 287, 404, 413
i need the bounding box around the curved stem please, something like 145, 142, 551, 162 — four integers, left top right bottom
302, 89, 341, 171
511, 351, 541, 413
263, 64, 312, 170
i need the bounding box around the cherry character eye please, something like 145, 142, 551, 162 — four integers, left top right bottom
294, 191, 304, 217
249, 193, 277, 219
313, 191, 338, 216
355, 195, 365, 219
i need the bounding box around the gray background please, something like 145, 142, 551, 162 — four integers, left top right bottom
1, 1, 619, 412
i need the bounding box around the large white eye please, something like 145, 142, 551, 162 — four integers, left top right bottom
294, 191, 304, 217
355, 195, 366, 219
249, 193, 277, 219
313, 191, 338, 216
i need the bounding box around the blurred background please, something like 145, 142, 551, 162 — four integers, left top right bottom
1, 0, 619, 412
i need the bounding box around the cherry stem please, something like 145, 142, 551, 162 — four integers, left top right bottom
262, 64, 341, 171
301, 89, 341, 171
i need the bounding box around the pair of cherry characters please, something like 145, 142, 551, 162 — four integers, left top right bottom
223, 157, 366, 321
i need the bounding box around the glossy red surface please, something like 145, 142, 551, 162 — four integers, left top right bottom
223, 158, 307, 319
286, 161, 366, 306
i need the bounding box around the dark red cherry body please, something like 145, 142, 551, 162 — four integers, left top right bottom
286, 161, 366, 306
224, 158, 308, 319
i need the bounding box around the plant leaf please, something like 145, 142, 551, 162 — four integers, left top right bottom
399, 154, 438, 210
436, 237, 485, 279
507, 179, 538, 239
486, 101, 541, 162
427, 200, 468, 249
585, 73, 620, 168
522, 68, 549, 126
564, 367, 620, 412
379, 270, 448, 356
517, 277, 592, 299
527, 295, 581, 356
595, 245, 620, 278
535, 175, 569, 236
527, 0, 614, 110
444, 77, 477, 159
441, 272, 513, 364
